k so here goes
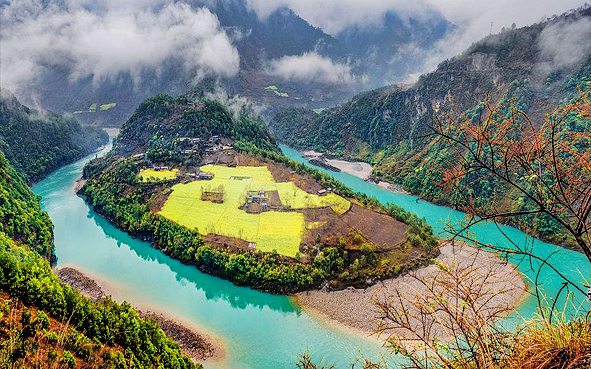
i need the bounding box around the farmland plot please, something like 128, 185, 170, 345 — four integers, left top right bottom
158, 165, 349, 257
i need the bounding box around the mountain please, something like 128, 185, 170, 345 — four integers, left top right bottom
0, 151, 54, 259
336, 10, 454, 86
269, 6, 591, 249
4, 0, 452, 128
6, 0, 352, 128
110, 93, 278, 159
0, 89, 109, 184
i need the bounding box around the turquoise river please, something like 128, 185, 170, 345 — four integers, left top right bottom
31, 141, 590, 368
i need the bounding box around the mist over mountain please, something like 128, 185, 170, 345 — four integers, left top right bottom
1, 0, 453, 127
0, 88, 108, 183
2, 0, 586, 128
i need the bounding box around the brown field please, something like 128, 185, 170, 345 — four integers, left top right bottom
148, 186, 173, 213
202, 191, 223, 203
301, 204, 407, 250
342, 204, 407, 250
266, 190, 282, 208
202, 150, 235, 166
204, 233, 250, 251
245, 202, 263, 213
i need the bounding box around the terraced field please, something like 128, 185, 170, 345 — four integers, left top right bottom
158, 165, 350, 257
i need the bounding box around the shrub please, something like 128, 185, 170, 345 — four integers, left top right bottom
60, 351, 76, 369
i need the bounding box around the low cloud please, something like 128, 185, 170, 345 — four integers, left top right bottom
401, 0, 589, 81
538, 17, 591, 69
205, 86, 265, 121
0, 0, 240, 92
266, 52, 355, 85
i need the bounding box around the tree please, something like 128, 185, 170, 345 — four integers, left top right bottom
373, 241, 591, 369
427, 88, 591, 295
374, 243, 522, 368
370, 88, 591, 369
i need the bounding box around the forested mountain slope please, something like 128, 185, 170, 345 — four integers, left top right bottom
270, 6, 591, 249
110, 93, 278, 158
0, 142, 199, 367
0, 89, 108, 183
0, 152, 53, 259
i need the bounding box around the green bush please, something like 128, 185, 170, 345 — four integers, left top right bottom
60, 351, 76, 369
0, 245, 198, 369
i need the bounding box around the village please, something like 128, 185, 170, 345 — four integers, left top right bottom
134, 135, 231, 181
133, 134, 335, 199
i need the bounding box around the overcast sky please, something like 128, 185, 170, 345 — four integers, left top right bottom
252, 0, 590, 84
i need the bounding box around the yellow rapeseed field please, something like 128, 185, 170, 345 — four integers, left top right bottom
139, 169, 178, 182
158, 165, 350, 257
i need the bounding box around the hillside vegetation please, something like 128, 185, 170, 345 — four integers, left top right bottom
0, 137, 199, 367
0, 152, 54, 260
0, 89, 109, 184
111, 94, 278, 158
0, 242, 198, 369
270, 7, 591, 249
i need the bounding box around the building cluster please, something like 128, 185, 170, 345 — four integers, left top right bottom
205, 136, 222, 153
132, 134, 238, 181
247, 190, 268, 210
177, 135, 233, 156
132, 135, 234, 167
177, 137, 202, 156
188, 171, 214, 180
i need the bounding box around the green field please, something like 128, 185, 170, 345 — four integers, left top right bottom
100, 102, 117, 111
158, 165, 350, 257
139, 169, 178, 182
264, 85, 289, 98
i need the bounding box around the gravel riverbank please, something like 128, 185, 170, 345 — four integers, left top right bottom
376, 181, 409, 195
295, 243, 528, 337
302, 150, 373, 180
56, 267, 105, 302
55, 266, 225, 363
138, 311, 225, 362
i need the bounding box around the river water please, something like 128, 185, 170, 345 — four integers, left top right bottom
279, 145, 590, 321
31, 141, 589, 368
